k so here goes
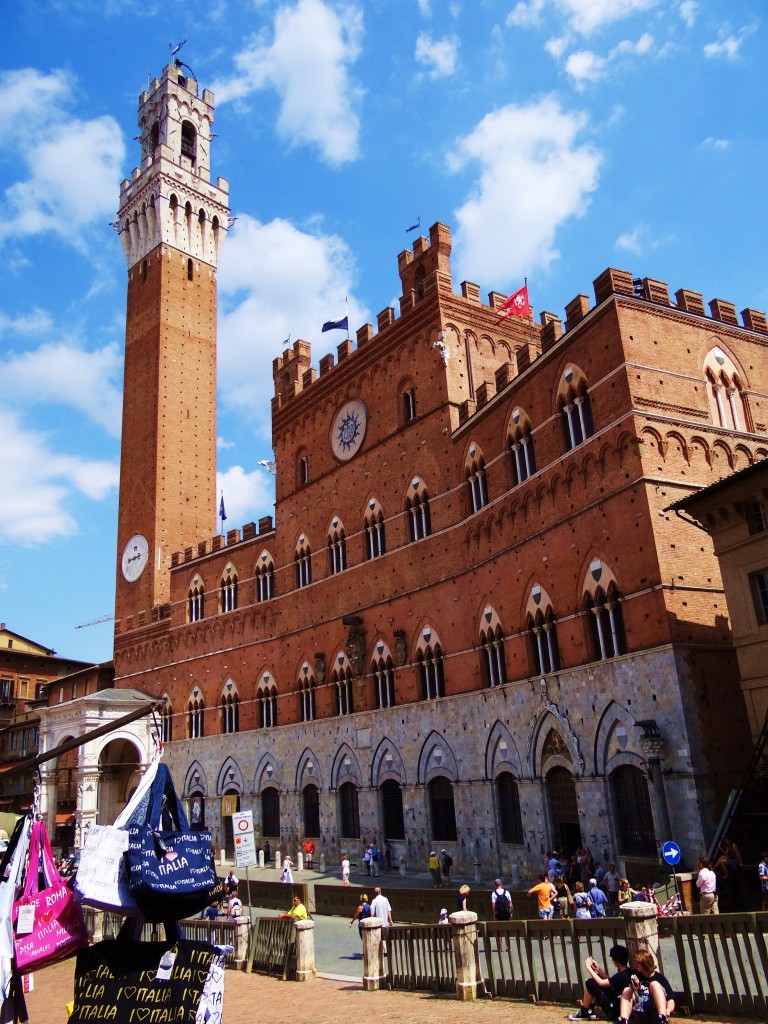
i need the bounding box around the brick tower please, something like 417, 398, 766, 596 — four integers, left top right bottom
114, 62, 230, 628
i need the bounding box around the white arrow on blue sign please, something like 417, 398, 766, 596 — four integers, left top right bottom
662, 841, 681, 866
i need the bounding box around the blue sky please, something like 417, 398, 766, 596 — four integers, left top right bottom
0, 0, 765, 663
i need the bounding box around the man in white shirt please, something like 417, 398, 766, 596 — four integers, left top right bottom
696, 856, 719, 914
603, 863, 620, 915
370, 887, 393, 952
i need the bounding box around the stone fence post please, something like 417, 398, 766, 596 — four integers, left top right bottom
449, 910, 479, 1001
294, 919, 315, 982
399, 856, 406, 877
620, 901, 659, 962
232, 917, 250, 967
360, 918, 385, 990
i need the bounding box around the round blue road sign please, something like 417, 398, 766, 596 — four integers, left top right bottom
662, 841, 681, 866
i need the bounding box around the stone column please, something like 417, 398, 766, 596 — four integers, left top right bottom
450, 910, 479, 1001
620, 901, 659, 962
398, 856, 406, 877
319, 852, 327, 873
360, 918, 384, 991
232, 917, 250, 966
294, 919, 315, 982
297, 851, 304, 872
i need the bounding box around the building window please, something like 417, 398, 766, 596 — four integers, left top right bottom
328, 523, 347, 575
299, 676, 316, 722
262, 788, 280, 837
187, 258, 193, 281
222, 693, 239, 734
429, 776, 457, 842
749, 569, 768, 625
295, 540, 312, 588
402, 387, 416, 422
188, 580, 205, 622
180, 120, 197, 164
364, 503, 386, 559
372, 655, 396, 709
381, 780, 405, 840
303, 784, 320, 837
528, 609, 560, 675
610, 765, 657, 858
417, 643, 445, 700
407, 490, 431, 541
704, 348, 751, 431
339, 782, 360, 838
258, 683, 278, 728
0, 678, 12, 702
496, 772, 524, 845
746, 500, 768, 535
161, 702, 173, 743
220, 569, 238, 613
480, 625, 507, 687
297, 449, 309, 487
333, 665, 354, 716
560, 380, 594, 451
256, 556, 275, 601
188, 698, 205, 739
509, 410, 537, 485
585, 587, 626, 660
466, 446, 488, 514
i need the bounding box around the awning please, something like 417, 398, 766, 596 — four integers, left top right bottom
54, 813, 75, 825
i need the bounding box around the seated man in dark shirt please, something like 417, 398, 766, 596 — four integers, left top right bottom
617, 950, 675, 1024
569, 944, 632, 1021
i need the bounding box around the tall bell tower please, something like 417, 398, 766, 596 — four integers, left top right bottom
114, 62, 230, 631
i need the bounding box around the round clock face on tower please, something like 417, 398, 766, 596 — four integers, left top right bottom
121, 534, 149, 583
330, 399, 368, 461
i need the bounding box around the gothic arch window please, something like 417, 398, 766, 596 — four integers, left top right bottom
150, 121, 160, 151
180, 120, 197, 164
187, 257, 194, 281
339, 781, 360, 838
296, 447, 309, 487
428, 776, 457, 842
585, 585, 626, 660
332, 654, 354, 716
526, 587, 560, 675
257, 672, 278, 729
220, 564, 238, 613
221, 679, 239, 735
303, 784, 320, 837
558, 367, 594, 452
508, 407, 537, 485
160, 699, 173, 743
298, 662, 316, 722
295, 535, 312, 588
256, 550, 275, 602
495, 772, 524, 845
479, 606, 507, 687
188, 691, 205, 739
328, 518, 347, 575
188, 576, 205, 623
141, 259, 148, 281
703, 348, 751, 431
380, 780, 405, 840
399, 378, 417, 424
371, 642, 396, 709
364, 498, 386, 559
406, 477, 431, 541
465, 442, 489, 514
610, 765, 657, 858
262, 788, 280, 837
416, 626, 445, 700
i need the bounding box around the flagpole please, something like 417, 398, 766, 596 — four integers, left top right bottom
346, 296, 349, 341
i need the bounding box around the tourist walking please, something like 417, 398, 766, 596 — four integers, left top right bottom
696, 856, 718, 914
341, 854, 350, 885
527, 873, 557, 919
349, 892, 371, 938
440, 848, 453, 886
302, 837, 315, 869
428, 850, 441, 887
588, 877, 609, 917
280, 857, 294, 884
370, 885, 394, 952
491, 878, 512, 951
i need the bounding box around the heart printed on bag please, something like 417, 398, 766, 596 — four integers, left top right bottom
134, 1008, 152, 1021
122, 987, 137, 1000
38, 910, 54, 925
164, 850, 178, 862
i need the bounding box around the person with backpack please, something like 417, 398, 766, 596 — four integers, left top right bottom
440, 848, 453, 887
350, 892, 372, 938
491, 878, 512, 950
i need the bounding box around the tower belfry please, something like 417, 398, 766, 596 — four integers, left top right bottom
114, 62, 230, 632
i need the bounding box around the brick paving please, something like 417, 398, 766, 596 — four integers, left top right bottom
25, 956, 764, 1024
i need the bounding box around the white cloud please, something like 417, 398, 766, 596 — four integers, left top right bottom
217, 215, 365, 421
615, 226, 644, 255
0, 409, 118, 545
0, 342, 123, 437
449, 97, 601, 285
416, 0, 431, 15
545, 36, 570, 60
703, 33, 744, 60
213, 0, 364, 166
562, 32, 656, 86
415, 33, 460, 78
702, 136, 730, 150
0, 309, 54, 337
217, 465, 275, 527
678, 1, 697, 28
0, 69, 124, 247
508, 0, 658, 36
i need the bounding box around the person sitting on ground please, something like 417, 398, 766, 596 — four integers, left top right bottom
616, 949, 675, 1024
349, 892, 371, 937
568, 944, 632, 1021
227, 886, 243, 919
279, 894, 308, 920
528, 873, 557, 919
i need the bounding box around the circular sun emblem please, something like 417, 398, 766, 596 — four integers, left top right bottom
331, 399, 368, 461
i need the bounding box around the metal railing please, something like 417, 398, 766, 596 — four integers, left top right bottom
246, 916, 296, 978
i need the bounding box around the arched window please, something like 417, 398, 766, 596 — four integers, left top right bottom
372, 650, 395, 709
703, 348, 751, 431
417, 629, 445, 700
480, 623, 507, 687
187, 257, 194, 281
380, 780, 405, 840
188, 577, 205, 622
256, 551, 275, 602
406, 478, 431, 541
496, 772, 524, 845
559, 367, 594, 452
298, 663, 316, 722
508, 408, 537, 485
258, 673, 278, 729
364, 499, 386, 559
339, 781, 360, 838
610, 765, 657, 858
328, 519, 347, 575
296, 447, 309, 487
585, 585, 626, 660
332, 658, 354, 716
220, 566, 238, 613
465, 443, 488, 514
188, 695, 205, 739
180, 120, 197, 164
303, 784, 320, 837
150, 121, 160, 151
429, 776, 457, 842
222, 691, 239, 734
160, 700, 173, 743
526, 588, 560, 675
262, 788, 280, 838
295, 536, 312, 588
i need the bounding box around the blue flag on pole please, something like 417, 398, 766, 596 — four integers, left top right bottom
219, 494, 227, 522
322, 316, 348, 333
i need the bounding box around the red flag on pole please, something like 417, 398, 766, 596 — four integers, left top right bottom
497, 283, 530, 319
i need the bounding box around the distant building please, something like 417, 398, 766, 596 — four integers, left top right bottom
40, 63, 768, 879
